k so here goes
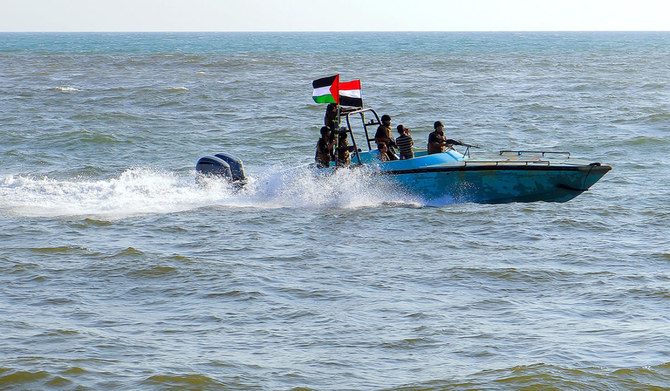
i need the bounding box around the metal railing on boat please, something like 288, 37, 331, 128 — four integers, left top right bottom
462, 160, 554, 167
499, 150, 571, 158
462, 151, 573, 167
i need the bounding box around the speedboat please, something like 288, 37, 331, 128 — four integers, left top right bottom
196, 107, 611, 204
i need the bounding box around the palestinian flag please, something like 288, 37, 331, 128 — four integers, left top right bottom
312, 74, 339, 104
339, 79, 363, 107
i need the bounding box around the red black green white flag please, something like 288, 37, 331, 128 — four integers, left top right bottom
312, 74, 363, 107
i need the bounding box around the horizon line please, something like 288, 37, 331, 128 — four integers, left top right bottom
2, 29, 669, 33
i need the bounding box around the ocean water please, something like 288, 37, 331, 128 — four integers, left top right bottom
0, 32, 669, 390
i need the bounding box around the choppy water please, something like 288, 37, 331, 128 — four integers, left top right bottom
1, 32, 669, 390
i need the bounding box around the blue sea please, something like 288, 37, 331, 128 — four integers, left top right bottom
1, 32, 669, 390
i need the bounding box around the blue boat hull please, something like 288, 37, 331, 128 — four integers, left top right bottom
351, 150, 611, 204
383, 163, 610, 204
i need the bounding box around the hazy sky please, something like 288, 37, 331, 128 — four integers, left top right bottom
1, 0, 669, 32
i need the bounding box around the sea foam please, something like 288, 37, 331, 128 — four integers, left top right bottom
0, 166, 420, 219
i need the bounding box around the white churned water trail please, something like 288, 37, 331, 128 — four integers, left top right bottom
0, 166, 420, 219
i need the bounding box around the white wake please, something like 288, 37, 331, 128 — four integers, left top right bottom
0, 165, 421, 219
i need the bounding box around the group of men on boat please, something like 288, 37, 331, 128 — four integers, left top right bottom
315, 103, 457, 168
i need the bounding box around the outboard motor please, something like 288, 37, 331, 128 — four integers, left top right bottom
196, 152, 246, 185
214, 152, 245, 182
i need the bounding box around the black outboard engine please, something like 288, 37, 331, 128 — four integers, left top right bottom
196, 152, 246, 185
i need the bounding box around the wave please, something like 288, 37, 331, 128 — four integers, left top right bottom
58, 128, 123, 145
0, 165, 420, 219
50, 86, 81, 92
164, 86, 189, 92
394, 362, 670, 390
27, 246, 89, 253
1, 362, 667, 390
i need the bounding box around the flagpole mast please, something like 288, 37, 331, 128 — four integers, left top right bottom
334, 75, 341, 164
